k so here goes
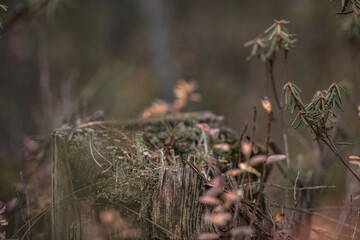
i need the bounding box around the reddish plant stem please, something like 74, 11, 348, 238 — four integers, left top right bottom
246, 112, 273, 239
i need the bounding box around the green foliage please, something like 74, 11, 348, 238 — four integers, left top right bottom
284, 82, 344, 137
332, 0, 360, 43
333, 0, 360, 14
244, 20, 297, 62
342, 14, 360, 43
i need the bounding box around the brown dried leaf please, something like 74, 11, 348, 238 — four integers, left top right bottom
212, 175, 226, 188
204, 212, 232, 226
249, 155, 267, 165
196, 123, 211, 133
0, 206, 5, 215
225, 169, 244, 176
224, 189, 243, 202
352, 195, 360, 201
275, 213, 285, 222
173, 80, 196, 101
199, 195, 221, 205
198, 233, 220, 240
261, 96, 272, 114
350, 161, 360, 167
141, 100, 172, 119
0, 219, 8, 226
213, 143, 230, 152
238, 163, 260, 177
241, 142, 252, 158
208, 128, 220, 142
204, 187, 222, 197
230, 226, 254, 236
266, 154, 286, 164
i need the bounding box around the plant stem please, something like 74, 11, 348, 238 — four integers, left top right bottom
322, 134, 360, 182
267, 59, 290, 169
246, 112, 272, 239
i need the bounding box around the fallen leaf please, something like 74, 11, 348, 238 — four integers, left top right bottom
198, 233, 220, 240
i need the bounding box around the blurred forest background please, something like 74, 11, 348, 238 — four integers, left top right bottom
0, 0, 360, 228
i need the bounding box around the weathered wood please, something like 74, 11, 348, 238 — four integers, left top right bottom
150, 166, 212, 239
51, 112, 272, 239
52, 128, 94, 240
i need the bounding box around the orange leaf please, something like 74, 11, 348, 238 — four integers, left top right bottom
261, 96, 272, 114
275, 213, 285, 222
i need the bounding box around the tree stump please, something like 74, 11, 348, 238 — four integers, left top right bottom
52, 112, 272, 239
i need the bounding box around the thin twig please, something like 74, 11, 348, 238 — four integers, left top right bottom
268, 182, 335, 191
238, 122, 249, 165
88, 135, 103, 168
288, 171, 300, 231
322, 135, 360, 182
243, 182, 336, 191
271, 203, 360, 234
20, 171, 31, 240
246, 110, 272, 239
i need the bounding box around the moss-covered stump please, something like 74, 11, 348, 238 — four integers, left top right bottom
52, 112, 272, 239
